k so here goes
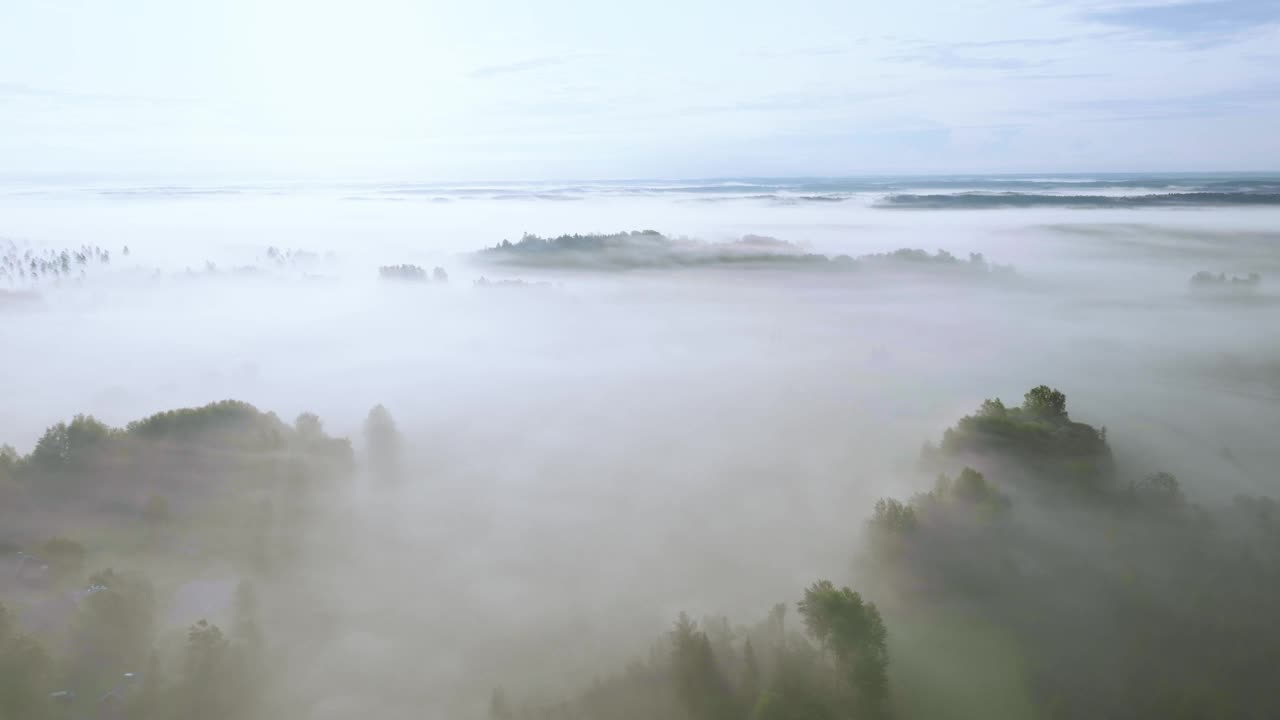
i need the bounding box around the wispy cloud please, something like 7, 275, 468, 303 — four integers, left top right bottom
0, 80, 193, 105
1081, 0, 1280, 41
471, 55, 584, 78
884, 47, 1052, 71
742, 44, 853, 59
941, 36, 1079, 49
1071, 79, 1280, 121
1014, 72, 1112, 81
689, 89, 901, 114
0, 81, 64, 99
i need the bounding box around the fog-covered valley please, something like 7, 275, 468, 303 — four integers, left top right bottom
2, 179, 1280, 719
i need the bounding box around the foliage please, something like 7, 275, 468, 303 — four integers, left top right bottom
798, 581, 891, 719
1127, 471, 1184, 511
508, 584, 891, 720
0, 604, 55, 720
932, 386, 1113, 495
379, 264, 428, 282
126, 400, 287, 449
477, 230, 1013, 276
670, 613, 739, 720
364, 404, 402, 486
874, 393, 1280, 719
5, 386, 1280, 720
29, 414, 115, 472
150, 615, 262, 720
69, 569, 156, 694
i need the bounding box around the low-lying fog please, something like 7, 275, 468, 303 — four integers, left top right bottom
2, 184, 1279, 718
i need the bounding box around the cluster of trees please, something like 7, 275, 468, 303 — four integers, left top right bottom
0, 399, 377, 718
479, 230, 838, 271
363, 404, 402, 486
2, 401, 361, 594
4, 400, 353, 525
855, 248, 1013, 275
0, 241, 116, 288
1190, 270, 1262, 289
501, 582, 890, 720
5, 385, 1277, 718
263, 247, 324, 268
477, 230, 1014, 278
871, 387, 1280, 718
0, 399, 404, 560
0, 242, 360, 295
0, 576, 267, 719
378, 264, 449, 283
486, 230, 670, 256
474, 277, 554, 289
510, 386, 1280, 719
922, 385, 1114, 496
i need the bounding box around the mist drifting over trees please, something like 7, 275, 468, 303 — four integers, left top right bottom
2, 175, 1279, 719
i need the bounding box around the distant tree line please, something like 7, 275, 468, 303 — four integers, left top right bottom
378, 264, 449, 283
477, 230, 1014, 276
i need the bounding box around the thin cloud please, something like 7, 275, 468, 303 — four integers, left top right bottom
471, 55, 578, 78
1015, 72, 1112, 81
884, 48, 1052, 71
689, 89, 901, 114
1082, 0, 1280, 39
0, 82, 64, 99
942, 36, 1079, 49
742, 45, 852, 59
0, 80, 193, 105
1071, 79, 1280, 121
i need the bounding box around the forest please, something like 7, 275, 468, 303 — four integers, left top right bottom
1, 386, 1277, 719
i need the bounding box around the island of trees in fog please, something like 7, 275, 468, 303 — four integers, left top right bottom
478, 231, 1012, 276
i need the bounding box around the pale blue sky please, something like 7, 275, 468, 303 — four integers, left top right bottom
2, 0, 1278, 180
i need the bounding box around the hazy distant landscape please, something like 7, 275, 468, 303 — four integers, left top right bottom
4, 0, 1280, 715
1, 172, 1279, 719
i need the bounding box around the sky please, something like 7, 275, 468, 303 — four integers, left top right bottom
1, 0, 1278, 180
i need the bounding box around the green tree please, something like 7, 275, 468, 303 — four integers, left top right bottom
126, 651, 165, 720
181, 620, 233, 720
1129, 471, 1184, 511
798, 581, 890, 719
867, 499, 917, 564
69, 569, 155, 694
977, 398, 1007, 418
176, 587, 267, 720
1021, 385, 1067, 421
294, 412, 324, 439
29, 414, 114, 471
950, 467, 1010, 511
364, 404, 402, 486
0, 604, 54, 720
0, 444, 17, 478
741, 639, 760, 710
671, 613, 738, 720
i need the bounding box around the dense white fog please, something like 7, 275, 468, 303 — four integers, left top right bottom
3, 180, 1280, 718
